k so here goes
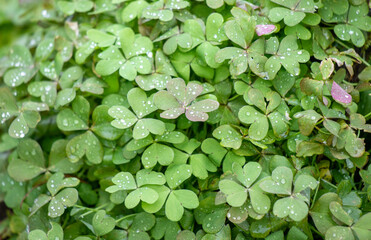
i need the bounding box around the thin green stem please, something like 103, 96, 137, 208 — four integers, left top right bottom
115, 213, 137, 223
310, 225, 324, 238
321, 179, 338, 189
364, 111, 371, 120
228, 94, 240, 102
342, 80, 358, 86
75, 203, 110, 218
310, 177, 321, 209
334, 39, 370, 67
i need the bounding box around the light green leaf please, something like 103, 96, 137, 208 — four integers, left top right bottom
260, 166, 293, 195
66, 131, 103, 164
141, 143, 174, 168
165, 163, 192, 189
92, 210, 116, 236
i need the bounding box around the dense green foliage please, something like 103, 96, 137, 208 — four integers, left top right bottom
0, 0, 371, 239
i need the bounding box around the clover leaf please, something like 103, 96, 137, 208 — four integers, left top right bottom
268, 0, 317, 26
7, 139, 45, 181
212, 125, 243, 149
57, 0, 94, 15
239, 87, 288, 140
66, 130, 104, 164
109, 88, 165, 139
135, 50, 177, 91
165, 190, 199, 222
321, 2, 371, 47
56, 96, 89, 131
219, 162, 270, 215
92, 210, 116, 236
215, 38, 267, 77
142, 0, 189, 22
95, 28, 152, 80
3, 46, 35, 88
264, 35, 310, 79
154, 78, 219, 122
106, 171, 164, 209
30, 172, 79, 218
1, 88, 43, 139
260, 167, 318, 221
28, 222, 63, 240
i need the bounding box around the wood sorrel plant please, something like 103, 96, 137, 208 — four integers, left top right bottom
0, 0, 370, 239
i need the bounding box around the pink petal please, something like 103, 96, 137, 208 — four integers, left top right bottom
323, 97, 329, 106
255, 25, 276, 36
185, 109, 209, 122
237, 1, 259, 10
331, 81, 352, 104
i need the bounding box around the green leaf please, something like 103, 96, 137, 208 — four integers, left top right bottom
202, 208, 228, 234
165, 190, 199, 221
201, 138, 228, 166
7, 139, 45, 181
329, 201, 353, 226
260, 166, 293, 195
92, 210, 116, 236
264, 36, 310, 79
127, 88, 158, 118
136, 169, 166, 187
142, 143, 174, 168
28, 81, 57, 106
165, 163, 192, 189
87, 29, 116, 47
133, 119, 166, 139
272, 70, 296, 96
212, 125, 242, 149
190, 154, 217, 179
296, 141, 324, 157
4, 68, 35, 87
35, 38, 54, 61
238, 106, 268, 141
125, 187, 159, 208
108, 106, 138, 129
57, 109, 89, 131
293, 110, 322, 136
48, 140, 83, 174
47, 172, 79, 196
325, 226, 354, 240
59, 66, 83, 89
219, 180, 247, 207
66, 131, 103, 164
48, 188, 78, 218
273, 197, 309, 221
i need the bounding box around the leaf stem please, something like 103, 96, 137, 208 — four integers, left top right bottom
75, 203, 110, 218
228, 94, 240, 102
321, 179, 337, 189
310, 224, 324, 238
364, 111, 371, 120
115, 213, 137, 223
310, 177, 321, 209
334, 39, 370, 67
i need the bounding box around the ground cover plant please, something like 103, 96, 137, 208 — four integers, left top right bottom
0, 0, 370, 239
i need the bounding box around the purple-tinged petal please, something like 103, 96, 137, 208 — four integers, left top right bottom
255, 25, 276, 36
185, 82, 203, 105
189, 99, 220, 113
331, 81, 352, 104
237, 1, 259, 10
160, 108, 185, 119
323, 97, 329, 106
185, 109, 209, 122
167, 78, 186, 102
